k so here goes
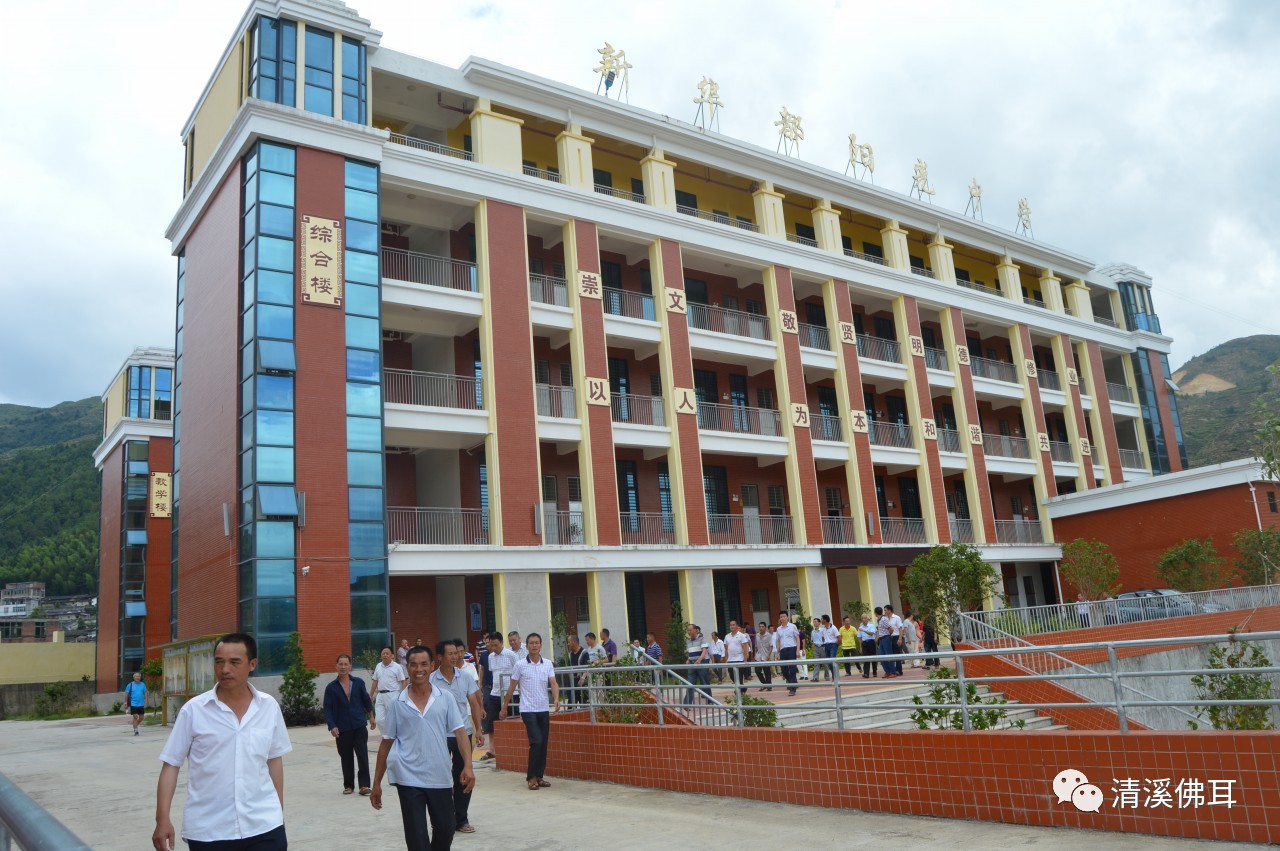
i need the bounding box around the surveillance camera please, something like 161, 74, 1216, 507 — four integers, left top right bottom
301, 565, 310, 576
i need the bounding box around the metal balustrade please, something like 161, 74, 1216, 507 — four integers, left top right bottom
957, 279, 1002, 297
982, 433, 1031, 458
970, 356, 1018, 383
380, 248, 477, 292
797, 322, 830, 350
1119, 448, 1146, 469
535, 384, 576, 418
993, 519, 1044, 544
707, 513, 793, 545
593, 184, 645, 203
603, 287, 656, 321
843, 247, 888, 266
1023, 296, 1047, 309
855, 334, 901, 363
868, 419, 914, 448
786, 232, 819, 247
611, 393, 665, 427
910, 266, 936, 279
382, 369, 481, 409
923, 347, 948, 370
696, 401, 781, 436
949, 518, 975, 543
387, 507, 489, 545
675, 205, 760, 232
388, 133, 473, 161
1049, 440, 1075, 463
529, 273, 568, 306
619, 512, 676, 545
1107, 382, 1135, 403
686, 302, 771, 340
937, 428, 961, 452
1037, 369, 1061, 391
809, 413, 843, 441
543, 510, 585, 545
821, 515, 858, 544
523, 164, 561, 182
0, 771, 92, 850
880, 517, 926, 543
1095, 316, 1119, 328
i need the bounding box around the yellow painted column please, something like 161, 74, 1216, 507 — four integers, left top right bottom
678, 569, 716, 636
857, 566, 892, 611
812, 199, 842, 253
1074, 341, 1114, 486
752, 181, 786, 238
796, 566, 832, 621
648, 240, 691, 545
494, 572, 554, 656
1119, 353, 1154, 472
331, 34, 343, 119
587, 572, 628, 641
996, 255, 1022, 302
641, 148, 677, 212
891, 296, 942, 542
556, 125, 595, 189
1109, 291, 1126, 328
926, 234, 957, 284
562, 221, 601, 545
1050, 335, 1092, 492
879, 220, 911, 271
1064, 280, 1094, 321
938, 307, 990, 545
1040, 269, 1065, 313
762, 266, 809, 546
468, 98, 524, 172
1007, 326, 1055, 543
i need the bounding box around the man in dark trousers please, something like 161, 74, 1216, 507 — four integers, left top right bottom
431, 640, 484, 835
323, 654, 376, 796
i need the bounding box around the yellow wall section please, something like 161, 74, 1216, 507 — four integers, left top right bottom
190, 36, 247, 185
520, 125, 559, 172
0, 639, 94, 685
589, 144, 643, 191
102, 372, 128, 436
672, 167, 756, 224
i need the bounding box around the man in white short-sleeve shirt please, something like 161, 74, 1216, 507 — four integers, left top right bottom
722, 620, 752, 694
153, 633, 292, 851
372, 646, 408, 729
774, 612, 801, 695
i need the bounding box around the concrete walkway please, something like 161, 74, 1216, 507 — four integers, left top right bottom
0, 715, 1254, 850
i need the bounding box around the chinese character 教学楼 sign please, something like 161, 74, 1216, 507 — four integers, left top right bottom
150, 472, 172, 518
300, 215, 343, 307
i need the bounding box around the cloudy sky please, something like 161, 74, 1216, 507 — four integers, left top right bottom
2, 1, 1277, 407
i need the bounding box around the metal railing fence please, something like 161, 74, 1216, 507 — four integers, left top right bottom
388, 133, 472, 161
707, 513, 794, 545
970, 356, 1018, 383
535, 384, 576, 418
380, 248, 477, 292
0, 771, 93, 850
603, 287, 656, 321
855, 334, 900, 363
611, 393, 665, 427
696, 401, 782, 436
382, 369, 481, 409
387, 507, 489, 545
529, 273, 568, 307
686, 302, 771, 340
797, 322, 830, 350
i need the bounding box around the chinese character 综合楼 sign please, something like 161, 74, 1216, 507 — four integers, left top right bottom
968, 424, 983, 445
150, 472, 172, 518
578, 270, 602, 299
848, 410, 869, 434
300, 215, 344, 307
1079, 438, 1092, 457
1024, 358, 1038, 378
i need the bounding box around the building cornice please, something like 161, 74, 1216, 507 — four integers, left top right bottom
93, 419, 173, 471
100, 347, 176, 400
1044, 458, 1271, 518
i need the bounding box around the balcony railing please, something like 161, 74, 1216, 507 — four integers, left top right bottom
1107, 382, 1135, 404
868, 419, 914, 449
523, 164, 561, 182
949, 518, 975, 543
603, 287, 656, 321
937, 428, 961, 452
880, 517, 926, 544
697, 402, 781, 436
595, 183, 645, 203
535, 384, 576, 418
620, 512, 676, 545
798, 322, 830, 350
843, 247, 887, 266
1033, 370, 1058, 392
530, 273, 568, 307
388, 133, 473, 161
1094, 316, 1119, 328
383, 369, 481, 409
707, 513, 793, 545
786, 232, 819, 247
993, 519, 1045, 545
910, 266, 936, 279
611, 393, 665, 427
381, 248, 477, 292
387, 507, 488, 545
821, 515, 858, 544
1119, 448, 1146, 469
970, 356, 1018, 383
1049, 440, 1074, 463
687, 302, 771, 340
923, 347, 948, 370
957, 279, 1002, 297
675, 205, 760, 233
855, 334, 901, 363
1023, 296, 1047, 309
543, 510, 585, 545
983, 433, 1031, 458
810, 413, 843, 441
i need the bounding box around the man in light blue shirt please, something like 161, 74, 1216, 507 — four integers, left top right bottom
371, 645, 473, 849
123, 671, 147, 736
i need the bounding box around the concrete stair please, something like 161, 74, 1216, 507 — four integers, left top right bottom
769, 681, 1067, 731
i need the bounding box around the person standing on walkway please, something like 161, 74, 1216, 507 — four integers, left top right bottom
838, 616, 859, 676
885, 605, 904, 677
481, 632, 517, 762
396, 639, 410, 667
371, 645, 473, 849
754, 622, 775, 690
857, 613, 878, 677
875, 606, 894, 678
821, 615, 840, 679
903, 614, 921, 668
323, 654, 375, 796
431, 640, 484, 835
1075, 594, 1091, 629
600, 628, 618, 663
683, 624, 711, 703
775, 611, 801, 695
922, 618, 940, 668
710, 632, 726, 683
153, 633, 291, 851
124, 671, 147, 736
372, 646, 408, 730
561, 634, 588, 707
499, 633, 558, 791
722, 621, 752, 695
645, 632, 663, 662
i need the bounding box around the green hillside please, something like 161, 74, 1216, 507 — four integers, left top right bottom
0, 399, 102, 596
1173, 335, 1280, 467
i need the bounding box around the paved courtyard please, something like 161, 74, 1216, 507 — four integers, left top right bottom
0, 715, 1259, 850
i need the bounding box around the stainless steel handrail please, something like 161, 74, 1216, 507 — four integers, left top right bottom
0, 771, 92, 850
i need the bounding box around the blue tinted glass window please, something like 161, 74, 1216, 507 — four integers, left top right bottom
259, 18, 278, 59
305, 29, 333, 69
258, 340, 296, 372
257, 236, 294, 273
305, 84, 332, 115
346, 382, 380, 416
243, 174, 258, 206
350, 567, 387, 594
256, 447, 294, 482
258, 304, 294, 340
259, 203, 293, 238
349, 487, 382, 521
346, 349, 380, 382
259, 172, 295, 207
345, 283, 378, 317
347, 416, 381, 451
241, 240, 257, 275
346, 251, 378, 285
256, 409, 294, 446
257, 485, 299, 516
345, 316, 379, 350
257, 522, 296, 558
126, 529, 148, 546
350, 594, 387, 630
258, 598, 297, 633
256, 560, 296, 596
345, 188, 377, 221
349, 523, 385, 558
346, 219, 378, 253
125, 601, 147, 617
345, 161, 378, 191
260, 143, 295, 174
348, 451, 383, 486
257, 374, 294, 409
257, 270, 293, 305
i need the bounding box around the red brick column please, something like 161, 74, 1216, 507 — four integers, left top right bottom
1084, 341, 1125, 484
1014, 324, 1057, 499
899, 296, 950, 542
771, 266, 823, 544
1055, 335, 1095, 490
829, 280, 880, 542
944, 308, 997, 539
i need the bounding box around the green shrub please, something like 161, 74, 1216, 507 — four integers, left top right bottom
728, 693, 778, 728
33, 681, 78, 718
909, 666, 1024, 731
1189, 634, 1276, 731
279, 631, 322, 727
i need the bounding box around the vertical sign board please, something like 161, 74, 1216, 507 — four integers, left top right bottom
299, 215, 344, 307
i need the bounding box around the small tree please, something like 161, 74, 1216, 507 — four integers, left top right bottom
902, 543, 1002, 638
1188, 632, 1276, 731
140, 658, 164, 717
279, 631, 322, 727
910, 667, 1025, 731
33, 682, 78, 718
1058, 538, 1121, 600
1156, 538, 1228, 591
1233, 527, 1280, 587
356, 646, 381, 683
550, 612, 572, 666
